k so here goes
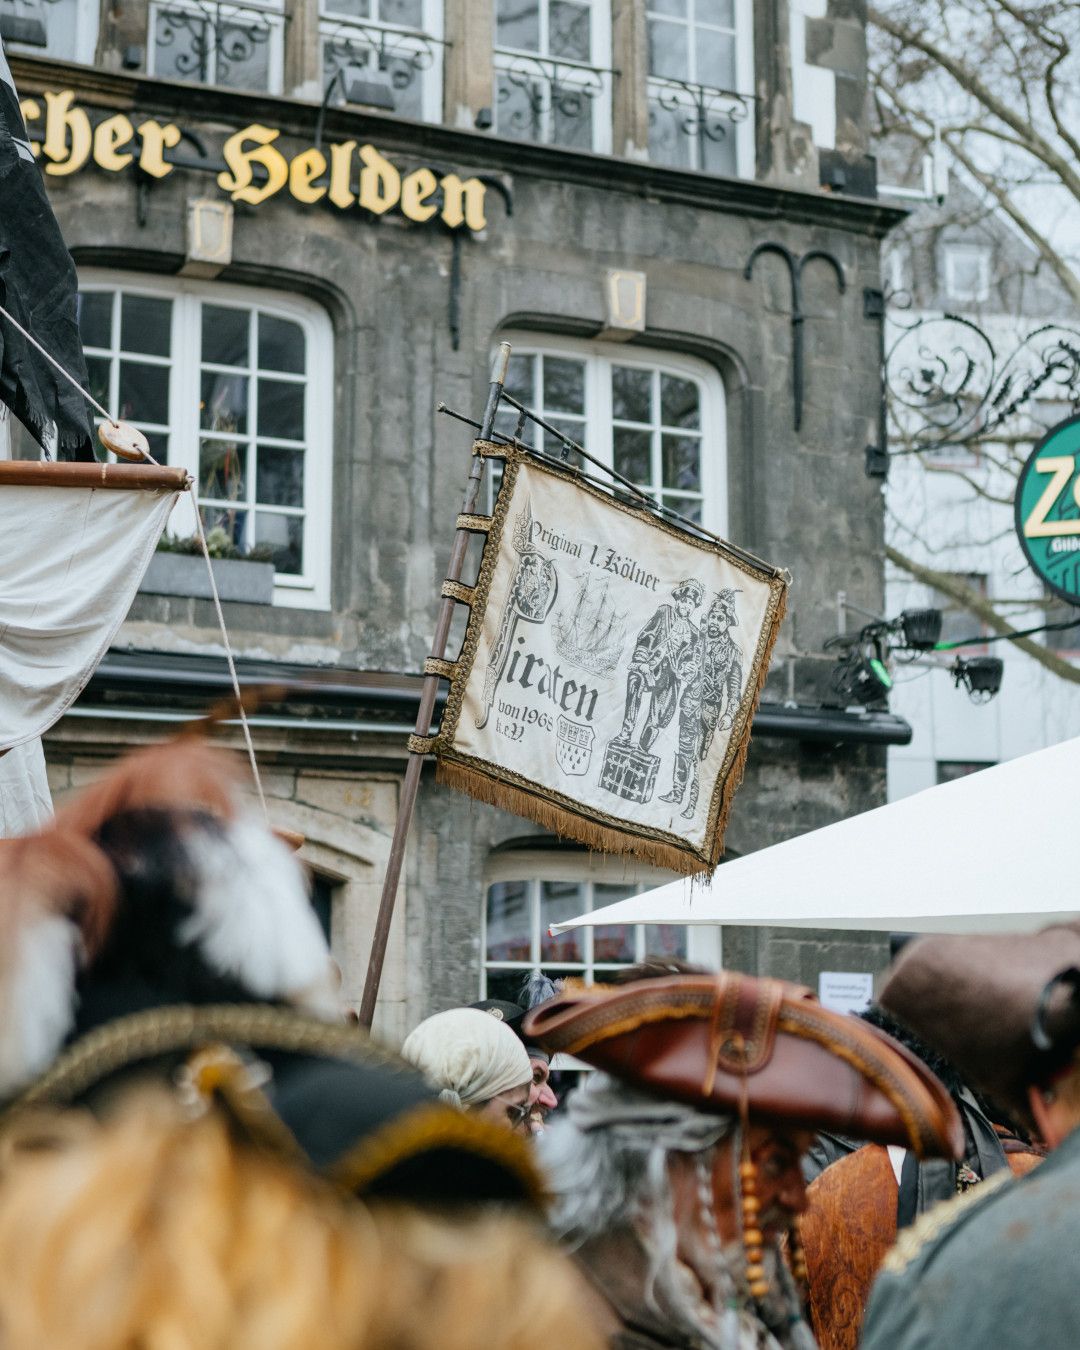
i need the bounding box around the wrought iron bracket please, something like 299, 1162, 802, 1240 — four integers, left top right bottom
743, 242, 846, 433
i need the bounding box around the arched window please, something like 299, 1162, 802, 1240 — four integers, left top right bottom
76, 271, 333, 608
492, 335, 727, 533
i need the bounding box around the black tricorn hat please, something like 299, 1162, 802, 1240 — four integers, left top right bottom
2, 1003, 544, 1209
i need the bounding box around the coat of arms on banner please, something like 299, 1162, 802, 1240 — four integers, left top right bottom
432, 444, 789, 875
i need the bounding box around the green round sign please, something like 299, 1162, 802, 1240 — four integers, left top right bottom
1015, 414, 1080, 605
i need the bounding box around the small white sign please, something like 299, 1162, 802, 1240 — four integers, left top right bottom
818, 971, 874, 1017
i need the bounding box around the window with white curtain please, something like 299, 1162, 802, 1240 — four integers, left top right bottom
1, 0, 98, 63
149, 0, 285, 93
493, 0, 611, 152
646, 0, 753, 176
76, 273, 333, 609
319, 0, 443, 123
491, 335, 726, 533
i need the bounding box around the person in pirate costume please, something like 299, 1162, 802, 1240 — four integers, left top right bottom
660, 589, 743, 819
0, 738, 607, 1350
524, 962, 962, 1350
617, 578, 705, 754
473, 970, 562, 1132
797, 1005, 1043, 1350
860, 921, 1080, 1350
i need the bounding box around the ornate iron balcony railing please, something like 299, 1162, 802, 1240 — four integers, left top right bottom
493, 50, 614, 149
153, 1, 283, 88
647, 76, 753, 146
322, 16, 445, 106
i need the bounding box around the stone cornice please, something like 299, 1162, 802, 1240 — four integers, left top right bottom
11, 56, 907, 240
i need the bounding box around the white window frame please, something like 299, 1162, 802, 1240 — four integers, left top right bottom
645, 0, 753, 177
4, 0, 99, 63
943, 243, 991, 305
493, 0, 612, 154
78, 270, 333, 610
319, 0, 444, 124
481, 848, 722, 997
494, 333, 727, 535
148, 0, 286, 94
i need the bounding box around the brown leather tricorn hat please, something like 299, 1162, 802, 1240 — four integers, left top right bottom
880, 921, 1080, 1121
523, 972, 962, 1158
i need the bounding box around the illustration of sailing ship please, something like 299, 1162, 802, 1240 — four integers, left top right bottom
554, 573, 628, 677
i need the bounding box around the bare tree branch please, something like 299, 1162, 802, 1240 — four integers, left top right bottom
886, 544, 1080, 683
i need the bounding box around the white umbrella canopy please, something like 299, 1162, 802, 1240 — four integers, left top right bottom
551, 735, 1080, 936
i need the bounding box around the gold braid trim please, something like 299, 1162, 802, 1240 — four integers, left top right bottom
882, 1169, 1012, 1276
456, 513, 493, 532
441, 580, 475, 604
775, 1006, 936, 1158
423, 657, 458, 680
5, 1005, 412, 1115
327, 1101, 546, 1209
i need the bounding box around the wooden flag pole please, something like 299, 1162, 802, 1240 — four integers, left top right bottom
358, 342, 511, 1029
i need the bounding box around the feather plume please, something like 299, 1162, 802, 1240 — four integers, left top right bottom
56, 741, 243, 840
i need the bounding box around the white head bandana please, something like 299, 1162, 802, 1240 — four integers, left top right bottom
401, 1007, 532, 1109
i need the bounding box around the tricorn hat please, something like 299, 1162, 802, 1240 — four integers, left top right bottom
523, 971, 962, 1158
880, 921, 1080, 1122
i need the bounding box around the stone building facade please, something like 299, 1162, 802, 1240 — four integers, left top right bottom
7, 0, 906, 1037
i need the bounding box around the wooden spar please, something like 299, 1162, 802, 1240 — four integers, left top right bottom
358, 342, 511, 1029
0, 462, 190, 491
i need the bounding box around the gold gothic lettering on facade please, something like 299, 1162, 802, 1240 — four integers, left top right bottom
18, 90, 487, 232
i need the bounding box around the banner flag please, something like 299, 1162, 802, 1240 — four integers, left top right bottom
431, 445, 788, 875
0, 39, 95, 459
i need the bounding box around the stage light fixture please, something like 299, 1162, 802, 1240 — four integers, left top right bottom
898, 607, 943, 651
951, 655, 1003, 703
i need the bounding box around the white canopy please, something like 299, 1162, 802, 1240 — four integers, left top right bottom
551, 735, 1080, 935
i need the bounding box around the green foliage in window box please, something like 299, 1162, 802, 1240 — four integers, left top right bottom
156, 528, 276, 564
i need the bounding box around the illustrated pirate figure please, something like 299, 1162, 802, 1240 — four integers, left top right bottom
616, 578, 704, 754
660, 588, 744, 819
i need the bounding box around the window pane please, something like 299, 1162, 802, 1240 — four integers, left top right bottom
201, 372, 249, 434
590, 883, 637, 963
201, 503, 248, 550
486, 881, 532, 961
200, 439, 247, 501
145, 432, 170, 464
119, 361, 169, 425
202, 305, 250, 368
549, 0, 591, 61
701, 125, 737, 176
694, 0, 734, 25
258, 379, 305, 441
697, 27, 735, 88
78, 292, 113, 350
613, 366, 652, 423
662, 434, 701, 491
543, 357, 585, 415
121, 295, 171, 358
257, 446, 304, 507
255, 512, 303, 574
613, 427, 651, 484
218, 23, 272, 92
485, 968, 529, 1002
85, 355, 111, 411
644, 923, 688, 958
553, 88, 595, 150
324, 0, 370, 16
648, 19, 688, 80
662, 493, 702, 523
380, 0, 423, 25
505, 353, 536, 408
543, 416, 586, 467
648, 97, 692, 169
660, 373, 700, 429
257, 314, 305, 374
496, 72, 543, 140
154, 13, 211, 82
649, 0, 687, 17
540, 880, 584, 962
497, 0, 540, 50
